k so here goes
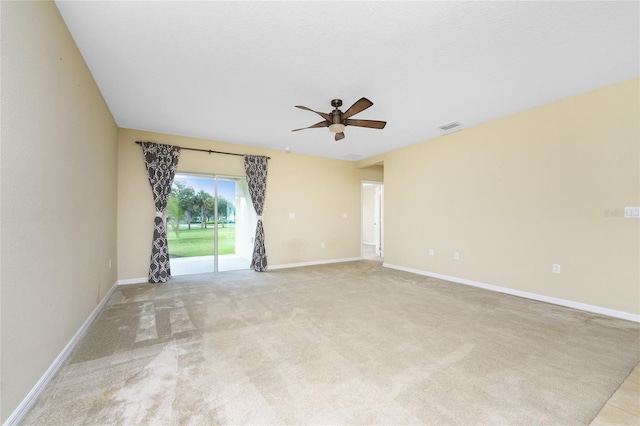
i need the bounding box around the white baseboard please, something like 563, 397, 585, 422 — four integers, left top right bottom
269, 257, 362, 270
117, 259, 364, 279
117, 277, 148, 285
383, 263, 640, 323
4, 281, 120, 426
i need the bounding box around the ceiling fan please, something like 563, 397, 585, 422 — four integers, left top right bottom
292, 98, 387, 141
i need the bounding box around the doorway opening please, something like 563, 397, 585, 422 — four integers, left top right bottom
167, 173, 257, 275
361, 182, 383, 261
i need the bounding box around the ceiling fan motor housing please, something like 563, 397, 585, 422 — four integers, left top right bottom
331, 109, 343, 124
331, 99, 343, 124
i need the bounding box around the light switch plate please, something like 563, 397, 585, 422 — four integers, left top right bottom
624, 207, 640, 218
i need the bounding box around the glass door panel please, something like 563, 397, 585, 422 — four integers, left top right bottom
167, 173, 255, 275
217, 177, 256, 272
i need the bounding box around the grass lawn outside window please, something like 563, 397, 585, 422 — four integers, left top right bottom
167, 224, 235, 257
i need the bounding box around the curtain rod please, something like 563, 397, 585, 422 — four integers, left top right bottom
135, 141, 270, 159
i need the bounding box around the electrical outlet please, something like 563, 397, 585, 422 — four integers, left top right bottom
553, 264, 561, 274
109, 259, 112, 269
343, 213, 348, 219
429, 249, 434, 256
289, 213, 295, 219
321, 242, 325, 248
453, 252, 459, 260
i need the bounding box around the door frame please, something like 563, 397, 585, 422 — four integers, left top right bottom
170, 171, 249, 274
361, 180, 384, 258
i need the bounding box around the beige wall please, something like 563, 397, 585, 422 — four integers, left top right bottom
356, 163, 384, 182
383, 79, 640, 315
118, 129, 381, 280
1, 1, 118, 421
2, 2, 635, 420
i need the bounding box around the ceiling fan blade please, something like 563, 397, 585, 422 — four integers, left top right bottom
295, 105, 332, 122
335, 132, 345, 141
291, 120, 329, 132
345, 118, 387, 129
342, 97, 374, 119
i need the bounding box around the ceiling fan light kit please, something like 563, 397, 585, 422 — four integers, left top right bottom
293, 97, 387, 141
329, 123, 346, 133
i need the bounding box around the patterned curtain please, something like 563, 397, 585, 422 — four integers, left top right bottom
140, 142, 181, 283
244, 155, 269, 272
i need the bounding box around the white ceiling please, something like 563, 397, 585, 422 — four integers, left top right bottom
55, 1, 639, 162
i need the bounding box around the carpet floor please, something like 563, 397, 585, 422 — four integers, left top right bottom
23, 261, 640, 425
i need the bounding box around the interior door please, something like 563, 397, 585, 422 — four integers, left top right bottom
362, 181, 383, 259
374, 184, 383, 257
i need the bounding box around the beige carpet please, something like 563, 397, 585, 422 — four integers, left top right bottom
23, 261, 640, 425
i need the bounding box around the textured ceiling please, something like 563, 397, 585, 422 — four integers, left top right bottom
55, 1, 639, 161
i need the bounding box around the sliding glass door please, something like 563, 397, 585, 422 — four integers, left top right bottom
167, 173, 256, 275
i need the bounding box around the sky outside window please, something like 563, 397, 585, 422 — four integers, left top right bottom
174, 175, 235, 201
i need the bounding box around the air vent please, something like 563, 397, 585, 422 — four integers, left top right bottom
439, 121, 462, 131
343, 153, 364, 161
